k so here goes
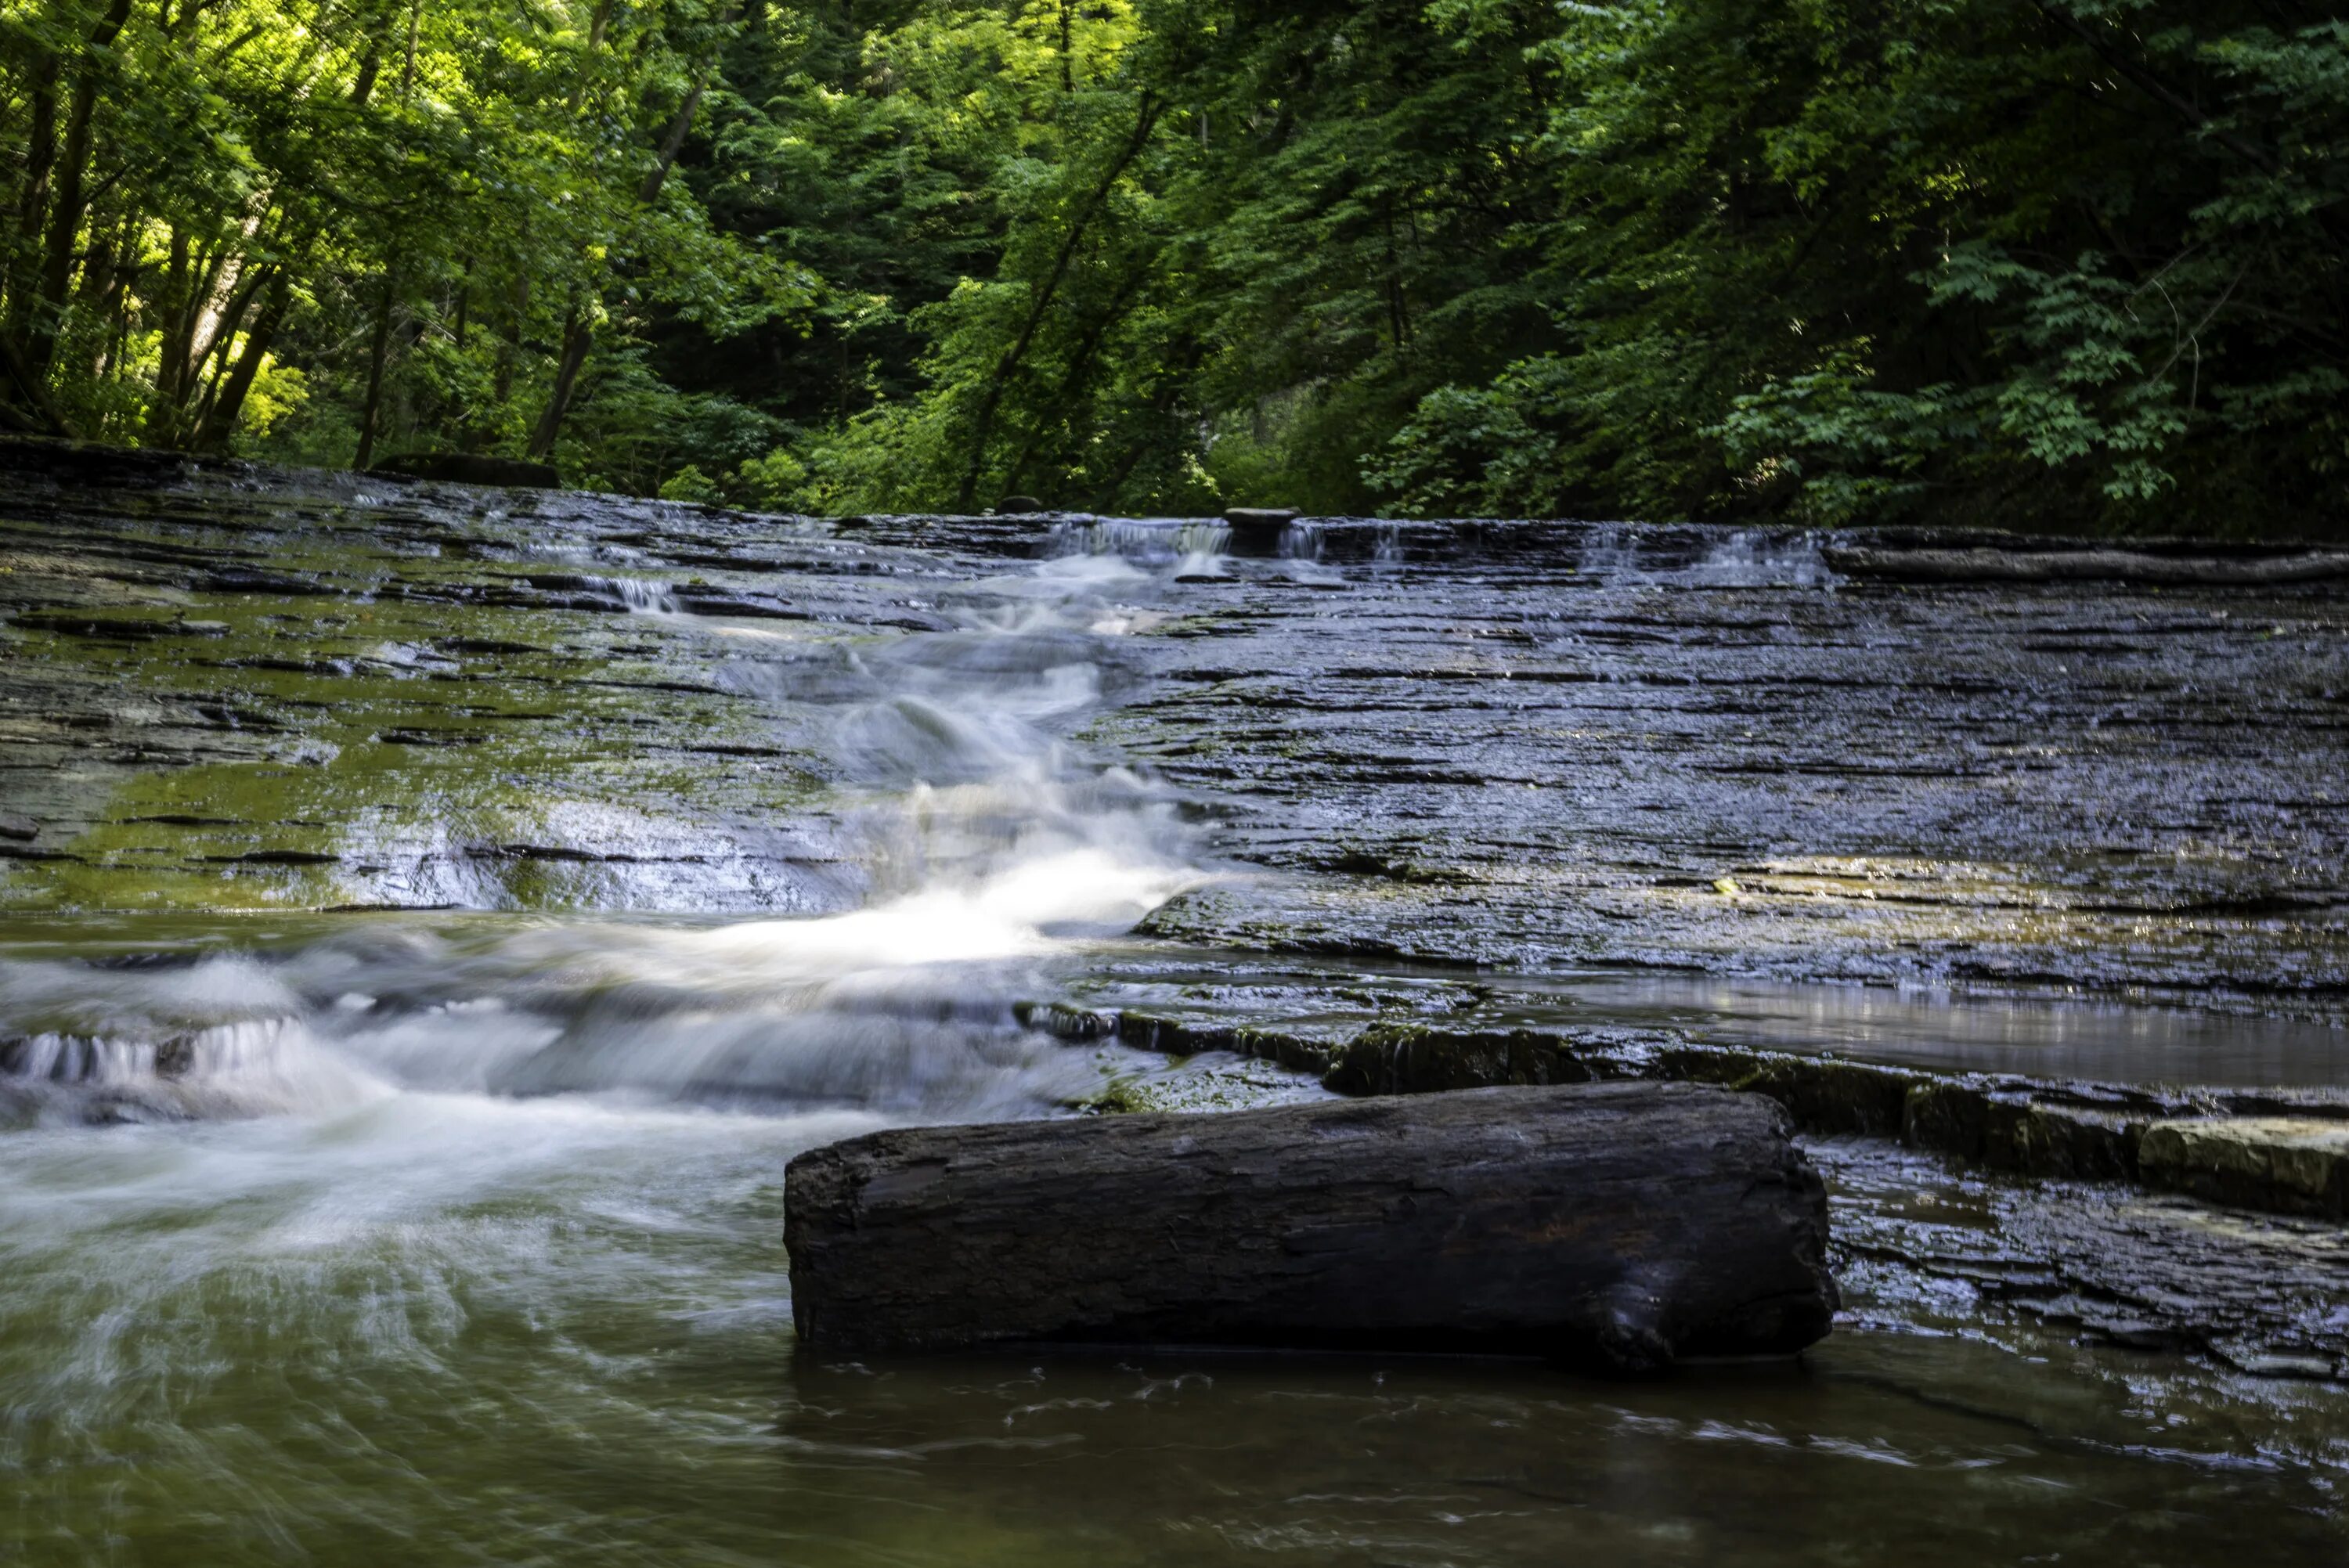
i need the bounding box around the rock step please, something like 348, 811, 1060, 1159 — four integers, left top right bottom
1030, 1006, 2348, 1221
2139, 1118, 2349, 1220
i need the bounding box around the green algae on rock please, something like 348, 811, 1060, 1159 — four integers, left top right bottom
2142, 1118, 2349, 1220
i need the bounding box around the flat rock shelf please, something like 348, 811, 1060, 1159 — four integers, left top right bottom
784, 1081, 1838, 1372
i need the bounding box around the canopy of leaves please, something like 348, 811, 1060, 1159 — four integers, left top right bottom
2, 0, 2342, 532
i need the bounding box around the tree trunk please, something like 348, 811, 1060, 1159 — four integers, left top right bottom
785, 1082, 1838, 1372
195, 270, 287, 449
568, 0, 618, 112
186, 254, 269, 382
398, 0, 421, 100
354, 269, 399, 468
146, 237, 233, 445
78, 213, 134, 378
529, 21, 724, 459
639, 71, 709, 204
527, 305, 592, 460
143, 229, 193, 443
29, 0, 137, 376
4, 52, 60, 339
1002, 258, 1152, 495
954, 92, 1160, 511
0, 333, 70, 434
493, 272, 527, 412
350, 42, 382, 107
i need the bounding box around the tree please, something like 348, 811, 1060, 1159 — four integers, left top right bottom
1, 0, 2340, 532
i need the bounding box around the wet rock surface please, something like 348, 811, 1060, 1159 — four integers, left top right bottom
8, 438, 2345, 1011
1092, 526, 2348, 1004
1824, 539, 2349, 585
2142, 1116, 2349, 1219
0, 438, 956, 913
1823, 1136, 2349, 1382
2, 439, 2345, 1415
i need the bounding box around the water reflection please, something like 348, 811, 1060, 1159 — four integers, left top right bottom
1499, 972, 2349, 1090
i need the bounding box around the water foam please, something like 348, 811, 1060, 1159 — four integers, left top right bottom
1, 520, 1205, 1127
1575, 526, 1839, 589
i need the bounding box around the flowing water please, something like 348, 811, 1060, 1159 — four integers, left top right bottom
2, 452, 2346, 1563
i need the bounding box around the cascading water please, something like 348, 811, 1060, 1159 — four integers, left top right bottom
1574, 524, 1838, 588
1047, 516, 1233, 580
604, 575, 685, 615
2, 535, 1219, 1127
0, 527, 1311, 1565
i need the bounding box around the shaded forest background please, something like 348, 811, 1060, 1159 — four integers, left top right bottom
2, 0, 2344, 530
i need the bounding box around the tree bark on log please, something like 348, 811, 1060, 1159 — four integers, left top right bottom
785, 1082, 1838, 1372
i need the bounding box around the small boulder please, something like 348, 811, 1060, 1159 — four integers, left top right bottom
2140, 1117, 2349, 1218
996, 495, 1048, 514
1223, 506, 1301, 534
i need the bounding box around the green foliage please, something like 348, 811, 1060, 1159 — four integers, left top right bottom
2, 0, 2342, 531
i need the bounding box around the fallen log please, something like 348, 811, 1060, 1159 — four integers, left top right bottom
785, 1082, 1837, 1372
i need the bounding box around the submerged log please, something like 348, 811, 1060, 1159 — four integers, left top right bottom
785, 1082, 1837, 1371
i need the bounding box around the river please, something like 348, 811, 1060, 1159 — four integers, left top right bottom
1, 444, 2344, 1563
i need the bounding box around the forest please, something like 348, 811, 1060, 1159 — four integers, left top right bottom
2, 0, 2344, 531
4, 4, 2349, 1558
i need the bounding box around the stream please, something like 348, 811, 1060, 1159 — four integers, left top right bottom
1, 444, 2345, 1563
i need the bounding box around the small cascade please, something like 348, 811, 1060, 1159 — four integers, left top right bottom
600, 575, 684, 615
0, 1030, 159, 1084
1575, 523, 1643, 579
0, 503, 1207, 1126
1276, 521, 1326, 560
0, 1016, 380, 1123
1575, 524, 1838, 588
1682, 529, 1839, 589
1045, 517, 1232, 575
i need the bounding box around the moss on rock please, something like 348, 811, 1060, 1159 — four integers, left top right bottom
1655, 1047, 1914, 1137
1322, 1023, 1589, 1097
2140, 1119, 2349, 1218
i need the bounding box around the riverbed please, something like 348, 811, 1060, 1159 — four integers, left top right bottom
2, 442, 2344, 1563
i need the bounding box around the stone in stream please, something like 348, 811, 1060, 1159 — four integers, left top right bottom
1222, 506, 1301, 536
783, 1082, 1837, 1372
995, 494, 1048, 514
2139, 1117, 2349, 1219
